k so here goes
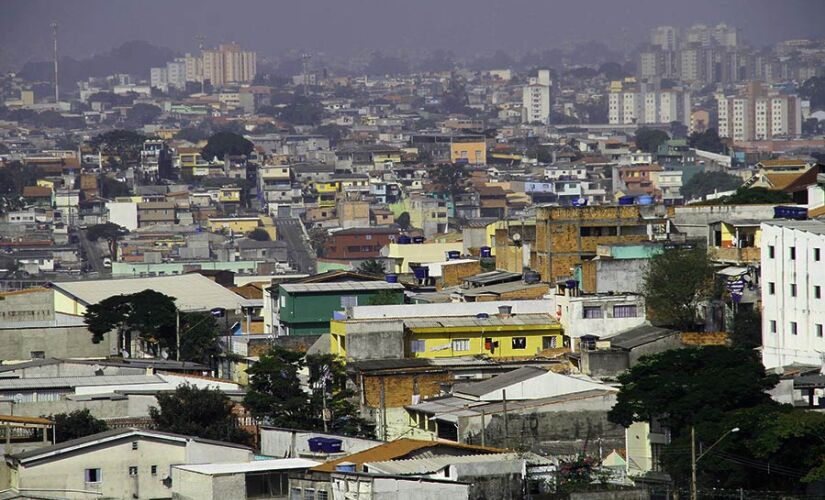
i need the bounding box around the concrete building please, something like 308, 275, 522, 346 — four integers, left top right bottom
201, 43, 257, 88
650, 26, 678, 51
717, 83, 803, 143
171, 458, 319, 500
2, 428, 252, 500
760, 220, 825, 368
522, 79, 551, 125
609, 81, 691, 126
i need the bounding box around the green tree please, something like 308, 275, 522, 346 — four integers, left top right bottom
800, 76, 825, 111
357, 259, 385, 276
52, 409, 108, 443
201, 132, 254, 162
246, 228, 271, 241
278, 95, 324, 126
688, 128, 725, 153
99, 175, 131, 198
85, 222, 129, 258
244, 346, 311, 428
314, 124, 348, 145
608, 347, 777, 435
429, 163, 469, 197
634, 127, 670, 153
307, 354, 374, 437
89, 130, 147, 168
396, 212, 411, 230
680, 171, 742, 200
126, 103, 162, 127
730, 308, 761, 349
84, 290, 177, 356
715, 187, 792, 205
150, 384, 251, 445
178, 312, 222, 364
174, 127, 209, 143
643, 247, 714, 330
526, 145, 553, 163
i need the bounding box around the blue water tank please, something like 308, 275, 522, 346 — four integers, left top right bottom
413, 236, 425, 244
618, 195, 635, 206
412, 266, 430, 280
638, 195, 653, 205
446, 250, 461, 260
385, 274, 399, 283
480, 246, 492, 258
308, 437, 343, 453
476, 312, 490, 319
398, 236, 412, 245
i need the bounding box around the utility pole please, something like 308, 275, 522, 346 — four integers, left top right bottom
195, 35, 206, 94
51, 21, 59, 104
691, 426, 697, 500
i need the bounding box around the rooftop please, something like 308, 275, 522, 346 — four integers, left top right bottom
404, 313, 557, 330
175, 458, 319, 475
453, 366, 548, 397
280, 281, 404, 294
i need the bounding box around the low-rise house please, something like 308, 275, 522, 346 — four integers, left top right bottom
171, 458, 319, 500
2, 428, 253, 500
381, 241, 464, 274
323, 226, 400, 261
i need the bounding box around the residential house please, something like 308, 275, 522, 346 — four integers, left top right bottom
171, 458, 319, 500
324, 226, 400, 261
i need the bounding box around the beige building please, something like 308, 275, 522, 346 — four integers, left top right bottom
2, 428, 253, 500
202, 43, 257, 88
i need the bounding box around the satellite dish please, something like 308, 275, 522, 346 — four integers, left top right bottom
512, 233, 521, 242
13, 394, 24, 404
121, 349, 131, 359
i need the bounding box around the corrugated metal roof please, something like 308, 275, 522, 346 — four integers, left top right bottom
51, 274, 247, 312
0, 375, 163, 390
453, 366, 548, 397
280, 281, 404, 293
365, 452, 523, 475
404, 313, 557, 329
175, 458, 319, 475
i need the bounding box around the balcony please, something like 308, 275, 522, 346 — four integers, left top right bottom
712, 246, 761, 264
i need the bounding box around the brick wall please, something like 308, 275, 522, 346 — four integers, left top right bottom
441, 260, 482, 288
363, 371, 450, 409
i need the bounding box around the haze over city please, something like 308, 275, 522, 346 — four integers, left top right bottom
2, 1, 825, 499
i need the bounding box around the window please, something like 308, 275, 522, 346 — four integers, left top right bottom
316, 491, 329, 500
770, 320, 777, 333
816, 286, 822, 299
613, 305, 639, 318
128, 466, 138, 476
451, 339, 470, 352
304, 489, 316, 500
768, 282, 775, 295
151, 465, 157, 476
512, 337, 527, 349
30, 351, 45, 359
290, 488, 302, 500
790, 246, 796, 260
410, 340, 426, 353
542, 336, 558, 349
583, 306, 603, 319
340, 296, 358, 308
131, 441, 138, 450
85, 468, 101, 484
791, 284, 797, 297
817, 324, 823, 338
816, 248, 821, 261
791, 322, 798, 335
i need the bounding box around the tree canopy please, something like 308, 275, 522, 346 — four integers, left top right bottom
357, 259, 385, 276
429, 163, 469, 197
711, 187, 793, 205
642, 246, 715, 330
688, 128, 725, 154
680, 171, 743, 200
84, 290, 177, 356
633, 127, 670, 153
800, 76, 825, 111
396, 212, 411, 230
246, 228, 271, 241
126, 103, 162, 127
278, 95, 324, 126
150, 384, 250, 445
201, 132, 254, 162
52, 409, 108, 443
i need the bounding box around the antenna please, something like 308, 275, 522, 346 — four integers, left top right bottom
51, 21, 59, 104
301, 53, 311, 96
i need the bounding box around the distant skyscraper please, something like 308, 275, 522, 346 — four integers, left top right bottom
522, 71, 551, 125
609, 81, 691, 126
650, 26, 678, 51
202, 43, 257, 88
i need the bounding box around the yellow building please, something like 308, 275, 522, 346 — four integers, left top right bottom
330, 313, 563, 360
382, 242, 464, 274
218, 187, 241, 203
450, 138, 487, 165
207, 216, 261, 234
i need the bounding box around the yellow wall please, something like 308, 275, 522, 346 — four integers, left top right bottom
450, 141, 487, 164
218, 189, 241, 203
208, 218, 260, 233
53, 290, 87, 316
385, 242, 464, 273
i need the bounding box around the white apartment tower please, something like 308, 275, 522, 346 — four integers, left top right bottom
650, 26, 678, 51
717, 83, 802, 142
187, 43, 258, 88
609, 83, 691, 126
761, 221, 825, 369
522, 71, 551, 124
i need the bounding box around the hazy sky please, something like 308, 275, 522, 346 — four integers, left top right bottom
3, 0, 825, 65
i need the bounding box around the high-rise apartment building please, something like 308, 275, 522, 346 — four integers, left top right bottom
650, 26, 678, 51
717, 82, 802, 142
149, 58, 187, 92
608, 81, 691, 126
522, 71, 551, 125
761, 220, 825, 368
201, 43, 257, 88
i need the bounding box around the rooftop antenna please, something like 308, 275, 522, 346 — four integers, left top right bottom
195, 35, 206, 93
51, 21, 59, 104
301, 53, 311, 96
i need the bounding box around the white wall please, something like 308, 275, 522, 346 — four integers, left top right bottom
761, 222, 825, 368
106, 202, 138, 231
